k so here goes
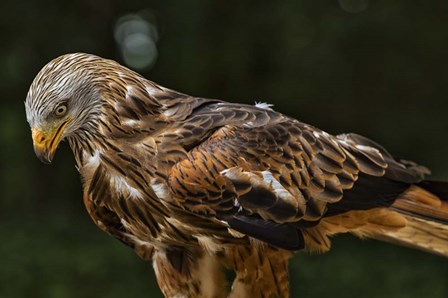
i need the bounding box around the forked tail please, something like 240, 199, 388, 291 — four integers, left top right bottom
373, 181, 448, 257
302, 181, 448, 257
371, 181, 448, 257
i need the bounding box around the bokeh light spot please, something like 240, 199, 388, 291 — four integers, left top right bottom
114, 12, 158, 70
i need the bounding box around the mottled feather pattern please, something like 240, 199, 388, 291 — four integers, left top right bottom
25, 53, 448, 298
168, 114, 391, 226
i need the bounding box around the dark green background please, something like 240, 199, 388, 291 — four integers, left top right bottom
1, 0, 447, 297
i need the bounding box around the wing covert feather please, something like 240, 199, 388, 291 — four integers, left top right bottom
164, 103, 429, 249
167, 105, 390, 226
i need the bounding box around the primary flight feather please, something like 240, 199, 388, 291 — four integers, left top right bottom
25, 53, 448, 298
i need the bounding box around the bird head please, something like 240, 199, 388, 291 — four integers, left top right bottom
25, 53, 105, 164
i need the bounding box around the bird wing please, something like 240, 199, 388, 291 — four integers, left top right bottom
166, 103, 427, 250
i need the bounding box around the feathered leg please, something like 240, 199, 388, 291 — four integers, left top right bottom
153, 247, 227, 298
226, 245, 292, 298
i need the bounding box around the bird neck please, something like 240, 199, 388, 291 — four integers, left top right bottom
67, 124, 107, 169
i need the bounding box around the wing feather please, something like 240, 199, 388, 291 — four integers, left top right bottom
166, 103, 428, 249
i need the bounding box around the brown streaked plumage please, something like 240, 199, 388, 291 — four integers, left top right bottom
25, 53, 448, 297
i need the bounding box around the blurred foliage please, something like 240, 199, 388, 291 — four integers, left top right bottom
1, 0, 448, 297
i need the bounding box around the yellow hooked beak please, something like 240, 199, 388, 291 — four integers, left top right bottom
32, 119, 71, 164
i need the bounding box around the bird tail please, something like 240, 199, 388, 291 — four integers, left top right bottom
368, 181, 448, 257
303, 181, 448, 257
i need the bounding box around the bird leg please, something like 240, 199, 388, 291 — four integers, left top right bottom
153, 247, 227, 298
225, 246, 292, 298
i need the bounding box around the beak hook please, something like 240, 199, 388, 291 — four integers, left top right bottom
31, 120, 70, 164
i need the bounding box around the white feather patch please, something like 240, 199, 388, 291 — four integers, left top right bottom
255, 101, 274, 110
150, 179, 171, 201
122, 119, 140, 127
112, 175, 143, 199
84, 150, 101, 168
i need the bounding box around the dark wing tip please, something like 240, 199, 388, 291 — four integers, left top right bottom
227, 215, 304, 251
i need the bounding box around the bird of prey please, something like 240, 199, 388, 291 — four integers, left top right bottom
26, 53, 448, 298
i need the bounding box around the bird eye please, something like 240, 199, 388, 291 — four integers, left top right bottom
55, 104, 68, 117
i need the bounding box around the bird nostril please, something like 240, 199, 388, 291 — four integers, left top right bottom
32, 129, 47, 144
35, 135, 46, 143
